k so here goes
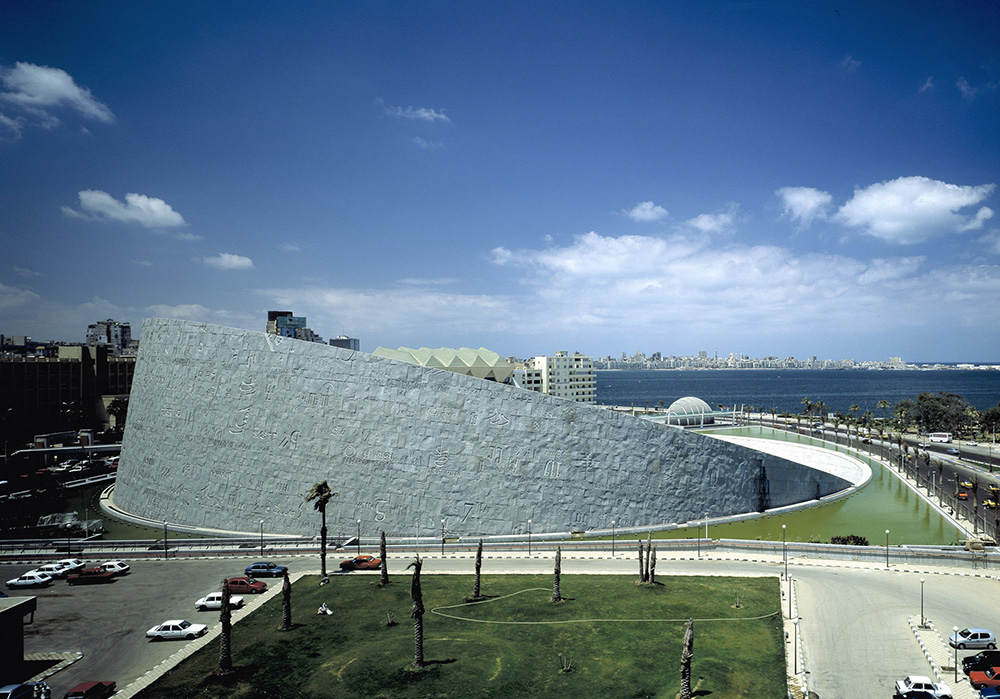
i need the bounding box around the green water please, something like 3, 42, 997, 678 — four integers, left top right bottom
645, 426, 961, 546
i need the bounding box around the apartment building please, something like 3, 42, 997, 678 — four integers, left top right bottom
516, 351, 596, 403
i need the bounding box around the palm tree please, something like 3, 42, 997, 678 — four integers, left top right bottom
107, 397, 129, 434
407, 555, 425, 669
679, 618, 694, 699
305, 481, 338, 577
472, 539, 483, 600
649, 545, 656, 584
280, 570, 292, 630
800, 397, 812, 427
637, 539, 644, 583
216, 578, 233, 675
379, 531, 389, 586
849, 405, 860, 446
878, 399, 891, 439
550, 547, 562, 603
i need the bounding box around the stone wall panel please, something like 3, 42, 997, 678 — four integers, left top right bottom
113, 319, 851, 537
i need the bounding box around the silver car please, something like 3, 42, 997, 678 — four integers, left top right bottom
949, 627, 997, 650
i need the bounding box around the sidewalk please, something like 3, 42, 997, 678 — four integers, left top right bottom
907, 616, 978, 699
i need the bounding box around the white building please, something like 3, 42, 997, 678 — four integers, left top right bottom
516, 351, 595, 403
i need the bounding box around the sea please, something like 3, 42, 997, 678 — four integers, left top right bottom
595, 369, 1000, 416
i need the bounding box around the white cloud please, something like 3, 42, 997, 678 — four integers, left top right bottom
385, 105, 451, 123
201, 253, 255, 270
840, 54, 861, 73
146, 303, 214, 319
397, 277, 459, 286
0, 62, 114, 133
836, 176, 996, 244
957, 77, 977, 100
623, 201, 668, 223
0, 281, 41, 309
279, 242, 300, 252
0, 111, 24, 140
62, 190, 186, 228
775, 187, 832, 229
491, 247, 514, 265
957, 206, 994, 232
412, 137, 443, 150
175, 231, 202, 241
685, 205, 738, 234
919, 76, 934, 93
13, 267, 41, 278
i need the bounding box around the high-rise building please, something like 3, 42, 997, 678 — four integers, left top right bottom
265, 311, 323, 343
329, 336, 360, 351
86, 319, 133, 357
515, 351, 596, 403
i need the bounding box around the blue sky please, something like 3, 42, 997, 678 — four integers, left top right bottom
1, 1, 998, 362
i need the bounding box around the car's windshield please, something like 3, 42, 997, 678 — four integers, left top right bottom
179, 621, 190, 629
960, 628, 971, 636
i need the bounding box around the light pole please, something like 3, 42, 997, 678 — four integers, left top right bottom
356, 519, 361, 555
793, 618, 800, 674
704, 512, 708, 540
163, 521, 168, 561
788, 575, 793, 619
441, 519, 445, 556
527, 519, 532, 556
885, 529, 890, 568
782, 524, 787, 579
919, 578, 925, 627
696, 518, 701, 559
259, 520, 264, 557
953, 626, 959, 682
611, 520, 616, 556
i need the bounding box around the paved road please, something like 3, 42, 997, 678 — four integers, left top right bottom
4, 551, 997, 698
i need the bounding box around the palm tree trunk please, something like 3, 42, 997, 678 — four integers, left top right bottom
216, 578, 233, 675
320, 506, 327, 577
550, 547, 562, 602
637, 539, 644, 583
413, 614, 424, 668
280, 570, 292, 630
408, 556, 425, 669
379, 531, 389, 586
679, 618, 694, 699
649, 545, 656, 584
472, 539, 482, 599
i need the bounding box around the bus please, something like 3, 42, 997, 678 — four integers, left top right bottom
928, 432, 952, 443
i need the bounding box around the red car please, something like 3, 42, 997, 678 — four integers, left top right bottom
339, 555, 381, 571
226, 576, 267, 594
971, 666, 1000, 690
64, 680, 117, 699
67, 567, 116, 585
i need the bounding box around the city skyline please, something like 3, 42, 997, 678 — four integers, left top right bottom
1, 2, 998, 362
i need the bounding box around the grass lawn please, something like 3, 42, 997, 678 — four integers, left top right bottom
137, 571, 786, 699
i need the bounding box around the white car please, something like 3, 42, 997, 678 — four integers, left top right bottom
56, 558, 86, 573
31, 562, 74, 579
195, 592, 245, 611
6, 572, 53, 588
145, 619, 208, 641
100, 561, 130, 576
894, 675, 952, 698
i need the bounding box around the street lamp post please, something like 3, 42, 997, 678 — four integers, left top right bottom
793, 618, 800, 674
788, 575, 793, 619
782, 524, 787, 579
441, 519, 445, 556
704, 512, 708, 541
259, 520, 264, 557
163, 521, 168, 561
356, 520, 361, 555
920, 578, 925, 627
953, 626, 959, 682
611, 520, 616, 556
696, 519, 701, 559
527, 519, 532, 556
885, 529, 890, 568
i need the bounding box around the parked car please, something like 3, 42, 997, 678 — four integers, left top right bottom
987, 484, 1000, 494
100, 561, 130, 576
979, 687, 1000, 698
970, 667, 1000, 690
958, 492, 970, 500
244, 562, 288, 578
960, 480, 975, 489
195, 592, 245, 611
63, 680, 117, 699
895, 691, 939, 699
226, 577, 267, 594
340, 555, 381, 571
950, 628, 997, 650
67, 567, 117, 585
894, 676, 952, 699
964, 650, 1000, 676
0, 684, 36, 699
6, 571, 53, 588
146, 619, 208, 641
32, 562, 74, 579
985, 500, 998, 510
57, 558, 87, 573
947, 448, 961, 455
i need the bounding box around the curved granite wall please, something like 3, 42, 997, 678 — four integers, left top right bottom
114, 319, 851, 537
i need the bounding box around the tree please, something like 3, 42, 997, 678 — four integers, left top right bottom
877, 399, 891, 431
644, 532, 652, 582
981, 402, 1000, 437
280, 570, 292, 630
894, 399, 918, 432
379, 531, 389, 586
917, 392, 971, 435
215, 578, 233, 675
679, 618, 694, 699
305, 481, 337, 577
472, 538, 483, 600
550, 547, 562, 603
407, 555, 425, 669
649, 545, 656, 584
848, 404, 860, 445
637, 539, 644, 583
107, 397, 129, 433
